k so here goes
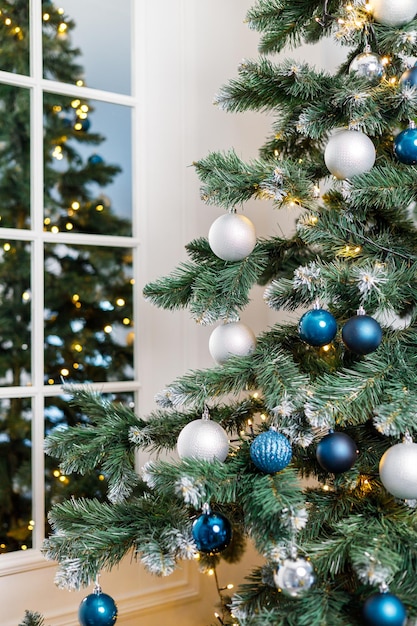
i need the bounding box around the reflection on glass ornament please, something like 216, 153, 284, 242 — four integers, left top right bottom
78, 590, 118, 626
208, 213, 256, 261
250, 429, 292, 473
342, 314, 382, 354
362, 591, 407, 626
316, 430, 358, 474
177, 413, 229, 462
349, 51, 385, 84
324, 130, 376, 179
298, 308, 337, 347
370, 0, 417, 27
400, 63, 417, 87
379, 440, 417, 499
209, 321, 256, 365
393, 125, 417, 165
192, 508, 232, 554
273, 557, 315, 597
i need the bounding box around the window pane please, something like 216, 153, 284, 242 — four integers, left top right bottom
45, 391, 134, 537
44, 93, 132, 236
44, 244, 134, 384
42, 0, 132, 95
0, 0, 29, 75
0, 239, 31, 386
0, 397, 32, 553
0, 84, 30, 229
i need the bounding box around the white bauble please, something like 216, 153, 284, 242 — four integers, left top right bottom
348, 52, 385, 84
273, 558, 315, 597
177, 418, 229, 462
209, 321, 256, 365
324, 130, 376, 180
379, 441, 417, 499
208, 213, 256, 261
370, 0, 417, 26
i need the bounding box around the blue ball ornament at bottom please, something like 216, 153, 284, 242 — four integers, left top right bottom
342, 314, 382, 355
192, 510, 232, 554
78, 591, 118, 626
316, 430, 358, 474
298, 309, 337, 347
394, 127, 417, 165
250, 429, 292, 473
363, 592, 407, 626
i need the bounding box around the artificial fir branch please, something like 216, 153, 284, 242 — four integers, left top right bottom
18, 612, 45, 626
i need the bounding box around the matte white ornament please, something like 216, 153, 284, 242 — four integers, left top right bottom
324, 130, 376, 180
177, 414, 229, 462
209, 321, 256, 365
370, 0, 417, 26
379, 440, 417, 499
273, 557, 315, 597
208, 213, 256, 261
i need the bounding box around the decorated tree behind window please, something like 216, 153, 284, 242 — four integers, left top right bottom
0, 0, 133, 553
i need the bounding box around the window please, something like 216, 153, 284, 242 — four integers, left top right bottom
0, 0, 138, 556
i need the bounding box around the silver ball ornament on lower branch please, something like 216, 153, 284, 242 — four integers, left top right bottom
369, 0, 417, 26
379, 440, 417, 500
177, 418, 230, 462
208, 213, 256, 262
209, 321, 256, 365
273, 557, 315, 597
349, 51, 385, 84
324, 130, 376, 180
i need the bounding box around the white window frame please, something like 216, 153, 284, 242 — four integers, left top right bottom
0, 0, 141, 573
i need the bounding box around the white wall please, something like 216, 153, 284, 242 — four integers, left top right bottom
1, 1, 335, 624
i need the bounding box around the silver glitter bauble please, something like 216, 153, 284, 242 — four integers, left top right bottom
324, 130, 376, 180
379, 441, 417, 499
349, 52, 385, 84
370, 0, 417, 26
177, 418, 229, 462
273, 558, 315, 597
209, 321, 256, 365
208, 213, 256, 261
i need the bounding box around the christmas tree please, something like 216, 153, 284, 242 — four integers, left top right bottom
0, 0, 133, 553
40, 0, 417, 624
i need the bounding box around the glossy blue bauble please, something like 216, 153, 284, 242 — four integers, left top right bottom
78, 592, 118, 626
400, 63, 417, 87
363, 592, 407, 626
316, 431, 358, 474
298, 309, 337, 347
192, 511, 232, 554
394, 127, 417, 165
342, 314, 382, 355
88, 153, 104, 165
250, 430, 292, 473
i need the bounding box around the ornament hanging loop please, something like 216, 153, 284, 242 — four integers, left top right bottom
94, 574, 102, 595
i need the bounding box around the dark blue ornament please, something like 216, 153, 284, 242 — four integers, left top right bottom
342, 314, 382, 355
192, 511, 232, 554
75, 117, 91, 132
250, 429, 292, 473
316, 430, 358, 474
78, 592, 118, 626
363, 592, 407, 626
298, 309, 337, 347
400, 63, 417, 87
88, 153, 104, 165
393, 127, 417, 165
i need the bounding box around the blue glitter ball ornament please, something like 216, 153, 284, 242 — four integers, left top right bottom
400, 63, 417, 87
363, 592, 407, 626
78, 591, 118, 626
394, 127, 417, 164
316, 430, 358, 474
299, 309, 337, 347
342, 314, 382, 355
250, 429, 292, 473
192, 510, 232, 554
88, 153, 104, 165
